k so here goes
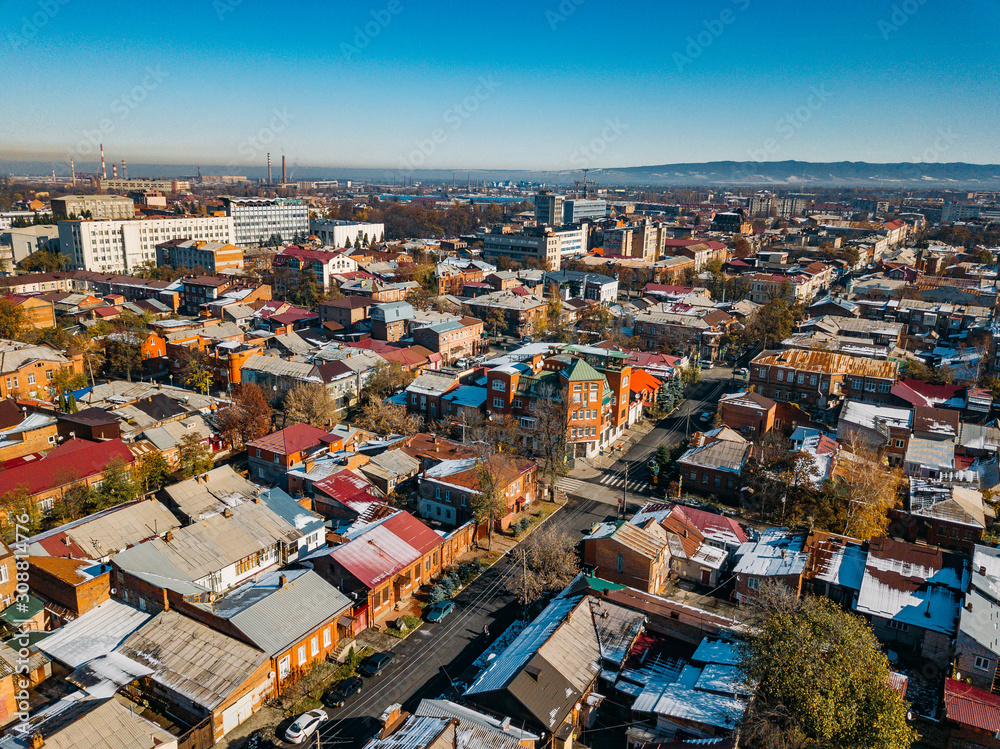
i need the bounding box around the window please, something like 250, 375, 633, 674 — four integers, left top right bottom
701, 473, 709, 484
690, 471, 697, 481
886, 620, 909, 632
445, 490, 451, 502
747, 577, 759, 591
850, 377, 863, 389
298, 645, 307, 665
493, 398, 503, 408
616, 553, 623, 573
894, 439, 905, 448
714, 476, 721, 487
492, 380, 505, 392
975, 656, 991, 671
865, 381, 877, 392
39, 497, 54, 513
0, 565, 6, 584
274, 454, 281, 464
27, 374, 35, 385
461, 494, 467, 507
797, 373, 805, 384
45, 370, 53, 380
573, 384, 581, 391
810, 375, 817, 386
878, 382, 891, 393
776, 370, 784, 382
951, 527, 959, 538
310, 637, 319, 657
514, 399, 522, 408
434, 487, 441, 500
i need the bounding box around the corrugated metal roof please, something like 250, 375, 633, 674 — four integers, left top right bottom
331, 511, 442, 589
752, 348, 898, 379
38, 599, 150, 668
944, 678, 1000, 733
209, 568, 351, 655
117, 609, 268, 711
733, 529, 808, 578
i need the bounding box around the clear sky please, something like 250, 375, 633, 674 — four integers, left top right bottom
3, 0, 999, 171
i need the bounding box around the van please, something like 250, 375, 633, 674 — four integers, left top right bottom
455, 358, 470, 369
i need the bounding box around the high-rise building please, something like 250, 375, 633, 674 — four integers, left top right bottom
58, 216, 234, 273
534, 191, 565, 226
51, 194, 135, 220
481, 224, 587, 270
223, 197, 309, 247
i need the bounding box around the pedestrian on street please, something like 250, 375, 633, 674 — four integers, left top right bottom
483, 624, 489, 637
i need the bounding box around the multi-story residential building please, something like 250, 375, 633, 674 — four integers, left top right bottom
480, 225, 586, 270
955, 545, 1000, 693
633, 306, 735, 360
463, 291, 548, 338
563, 198, 607, 223
533, 191, 564, 225
603, 221, 663, 262
97, 177, 190, 192
339, 277, 406, 302
318, 296, 373, 334
223, 196, 309, 247
247, 424, 344, 489
178, 276, 240, 315
58, 216, 235, 273
411, 317, 485, 363
859, 298, 990, 340
485, 351, 634, 459
749, 349, 899, 422
673, 240, 730, 271
272, 245, 358, 294
710, 211, 752, 234
582, 520, 669, 594
51, 194, 134, 220
156, 239, 244, 273
371, 301, 414, 342
309, 219, 385, 248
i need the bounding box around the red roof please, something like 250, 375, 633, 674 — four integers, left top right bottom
642, 284, 695, 295
277, 246, 351, 264
270, 307, 318, 325
629, 368, 662, 395
247, 423, 339, 456
669, 504, 748, 545
0, 438, 134, 497
892, 378, 964, 408
313, 470, 381, 509
92, 306, 121, 318
944, 678, 1000, 733
328, 510, 443, 589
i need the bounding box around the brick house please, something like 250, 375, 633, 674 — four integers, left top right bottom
899, 479, 989, 554
371, 301, 414, 342
733, 529, 808, 603
0, 340, 84, 400
26, 555, 110, 618
749, 349, 899, 424
418, 453, 537, 529
942, 679, 1000, 749
0, 544, 14, 611
2, 294, 55, 329
676, 427, 752, 500
247, 423, 344, 490
319, 296, 373, 334
719, 390, 777, 438
0, 408, 58, 463
411, 317, 486, 364
955, 546, 1000, 693
855, 537, 965, 667
582, 520, 669, 594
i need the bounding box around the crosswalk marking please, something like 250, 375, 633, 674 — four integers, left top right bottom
598, 474, 649, 489
556, 477, 586, 494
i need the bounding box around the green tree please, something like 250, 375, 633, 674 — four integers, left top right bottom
471, 453, 509, 550
282, 382, 338, 428
740, 588, 917, 749
177, 433, 213, 478
103, 334, 142, 382
135, 451, 172, 494
88, 458, 139, 511
0, 486, 39, 542
182, 351, 213, 394
18, 250, 67, 273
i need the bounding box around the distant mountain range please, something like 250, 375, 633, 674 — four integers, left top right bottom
4, 157, 1000, 189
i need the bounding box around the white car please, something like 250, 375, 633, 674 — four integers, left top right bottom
285, 709, 328, 744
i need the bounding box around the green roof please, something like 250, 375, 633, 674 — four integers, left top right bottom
0, 595, 44, 626
583, 575, 626, 592
564, 358, 603, 382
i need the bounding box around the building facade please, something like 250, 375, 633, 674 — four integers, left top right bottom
223, 197, 309, 247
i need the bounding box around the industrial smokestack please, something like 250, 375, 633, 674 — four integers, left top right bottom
112, 163, 118, 179
282, 154, 286, 183
267, 153, 272, 184
100, 144, 107, 179
121, 159, 126, 179
70, 159, 76, 185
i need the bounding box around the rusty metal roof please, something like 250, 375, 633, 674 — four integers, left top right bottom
752, 348, 898, 379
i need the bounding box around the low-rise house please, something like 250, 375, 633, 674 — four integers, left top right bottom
0, 438, 134, 523
854, 537, 966, 666
141, 415, 216, 467
25, 499, 180, 562
414, 699, 540, 748
0, 339, 84, 400
464, 291, 548, 338
583, 521, 669, 594
117, 609, 273, 742
903, 436, 956, 479
309, 469, 384, 518
2, 294, 54, 329
942, 679, 1000, 749
900, 479, 990, 553
719, 391, 778, 438
801, 530, 866, 608
0, 408, 58, 463
359, 448, 421, 496
318, 296, 373, 334
405, 371, 461, 422
676, 427, 751, 501
418, 454, 538, 529
26, 556, 110, 619
466, 588, 646, 738
34, 598, 151, 669
411, 317, 485, 364
247, 423, 344, 490
836, 400, 912, 466
955, 545, 1000, 693
733, 529, 808, 603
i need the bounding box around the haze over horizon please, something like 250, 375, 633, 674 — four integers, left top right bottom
3, 0, 999, 172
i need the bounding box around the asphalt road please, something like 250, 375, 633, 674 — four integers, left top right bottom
310, 496, 613, 748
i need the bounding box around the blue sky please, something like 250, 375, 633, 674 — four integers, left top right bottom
3, 0, 999, 171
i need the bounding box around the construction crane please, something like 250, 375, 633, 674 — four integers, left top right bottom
582, 168, 589, 197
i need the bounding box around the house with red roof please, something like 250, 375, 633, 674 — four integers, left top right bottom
310, 470, 384, 518
0, 438, 134, 523
247, 424, 344, 490
944, 678, 1000, 748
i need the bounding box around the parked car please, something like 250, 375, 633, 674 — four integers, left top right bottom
455, 358, 470, 369
426, 600, 455, 623
358, 651, 396, 677
522, 335, 534, 343
284, 710, 328, 744
734, 367, 748, 379
699, 360, 714, 369
322, 677, 363, 708
699, 411, 714, 422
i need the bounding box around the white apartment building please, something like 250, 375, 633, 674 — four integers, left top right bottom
309, 219, 386, 248
58, 216, 235, 273
224, 197, 310, 247
481, 224, 587, 271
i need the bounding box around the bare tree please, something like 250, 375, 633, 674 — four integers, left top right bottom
506, 527, 580, 606
282, 382, 337, 428
532, 384, 570, 500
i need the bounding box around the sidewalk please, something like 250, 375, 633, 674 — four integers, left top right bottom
568, 419, 658, 479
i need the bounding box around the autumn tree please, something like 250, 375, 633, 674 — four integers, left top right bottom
0, 486, 39, 541
825, 433, 903, 540
506, 527, 580, 606
532, 383, 570, 500
103, 334, 142, 382
739, 586, 917, 749
134, 451, 172, 495
0, 299, 26, 341
218, 382, 273, 450
361, 362, 415, 406
282, 382, 337, 428
471, 453, 509, 550
354, 398, 420, 436
181, 351, 213, 394
177, 433, 213, 478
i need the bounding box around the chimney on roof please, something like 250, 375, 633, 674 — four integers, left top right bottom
162, 587, 170, 612
377, 704, 406, 738
980, 565, 987, 576
967, 601, 974, 611
223, 508, 233, 518
164, 531, 173, 543
279, 573, 287, 587
30, 733, 43, 749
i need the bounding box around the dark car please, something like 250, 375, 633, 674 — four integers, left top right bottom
358, 651, 395, 677
322, 677, 363, 708
426, 600, 455, 623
